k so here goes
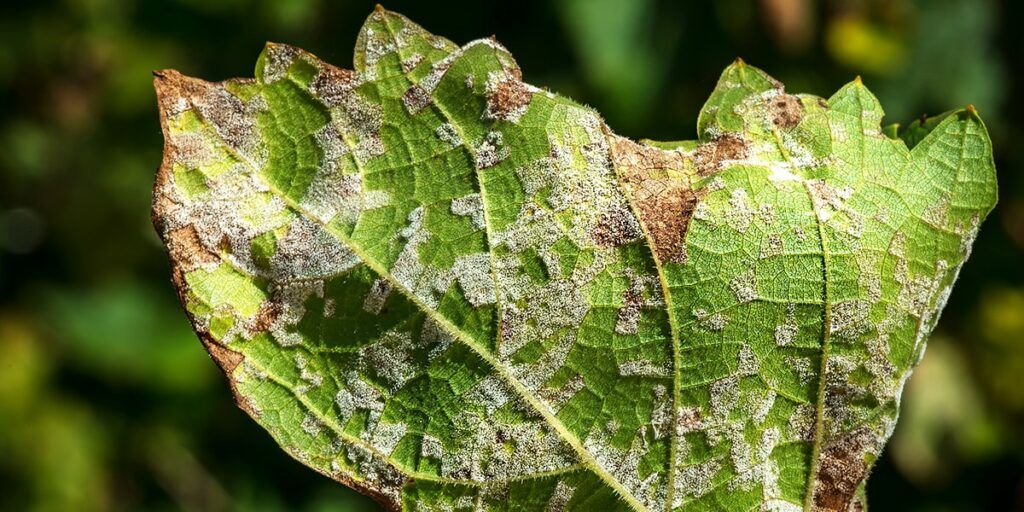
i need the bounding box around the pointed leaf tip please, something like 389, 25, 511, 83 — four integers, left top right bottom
854, 75, 863, 85
374, 3, 385, 13
733, 57, 745, 66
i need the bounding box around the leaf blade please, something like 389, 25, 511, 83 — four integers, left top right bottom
152, 8, 997, 512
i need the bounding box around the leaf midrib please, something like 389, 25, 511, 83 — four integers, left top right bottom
377, 17, 653, 510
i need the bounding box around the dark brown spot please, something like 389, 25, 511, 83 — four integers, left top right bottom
402, 85, 432, 114
201, 333, 245, 375
311, 64, 357, 107
250, 300, 282, 334
695, 133, 748, 177
771, 93, 804, 129
592, 206, 642, 248
166, 225, 219, 271
498, 313, 520, 349
615, 285, 644, 335
485, 76, 532, 121
610, 135, 698, 264
813, 426, 878, 511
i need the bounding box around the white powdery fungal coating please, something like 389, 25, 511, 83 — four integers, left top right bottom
758, 203, 777, 225
618, 359, 671, 378
726, 188, 755, 233
440, 403, 576, 482
363, 330, 418, 391
261, 44, 299, 83
475, 130, 509, 169
787, 404, 816, 442
752, 390, 777, 424
483, 69, 531, 123
362, 279, 392, 314
353, 133, 386, 165
787, 355, 817, 384
730, 270, 758, 304
763, 499, 803, 512
710, 376, 740, 419
829, 299, 871, 338
344, 444, 406, 503
152, 27, 1001, 509
390, 208, 496, 308
450, 193, 485, 229
362, 189, 391, 210
694, 308, 729, 331
673, 458, 721, 502
774, 303, 798, 346
538, 373, 585, 410
400, 53, 424, 73
370, 422, 408, 454
190, 83, 267, 167
452, 253, 496, 307
301, 413, 324, 436
807, 178, 854, 224
304, 120, 390, 224
650, 385, 673, 439
162, 118, 297, 278
421, 434, 443, 459
269, 281, 325, 347
435, 123, 462, 147
301, 163, 358, 224
513, 330, 575, 391
295, 353, 324, 394
271, 217, 361, 280
401, 85, 433, 114
335, 373, 385, 428
358, 27, 397, 81
761, 233, 784, 259
466, 375, 512, 415
737, 344, 760, 376
545, 480, 576, 512
583, 428, 663, 510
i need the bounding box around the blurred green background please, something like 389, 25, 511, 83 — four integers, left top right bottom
1, 0, 1023, 510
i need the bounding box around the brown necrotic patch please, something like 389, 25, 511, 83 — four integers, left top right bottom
485, 72, 532, 123
250, 300, 282, 334
771, 93, 804, 129
694, 133, 748, 177
165, 225, 219, 271
610, 135, 698, 264
812, 426, 878, 511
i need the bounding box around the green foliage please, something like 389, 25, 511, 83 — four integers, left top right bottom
151, 8, 998, 511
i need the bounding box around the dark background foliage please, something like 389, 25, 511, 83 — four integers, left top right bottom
1, 0, 1023, 510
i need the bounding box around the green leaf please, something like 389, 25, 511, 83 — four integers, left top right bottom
151, 8, 997, 511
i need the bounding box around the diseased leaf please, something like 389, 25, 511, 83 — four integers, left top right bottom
151, 7, 997, 511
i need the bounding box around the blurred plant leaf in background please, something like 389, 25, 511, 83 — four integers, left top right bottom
44, 281, 215, 392
0, 315, 111, 511
889, 337, 1002, 485
826, 0, 1006, 126
557, 0, 680, 132
974, 288, 1024, 417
